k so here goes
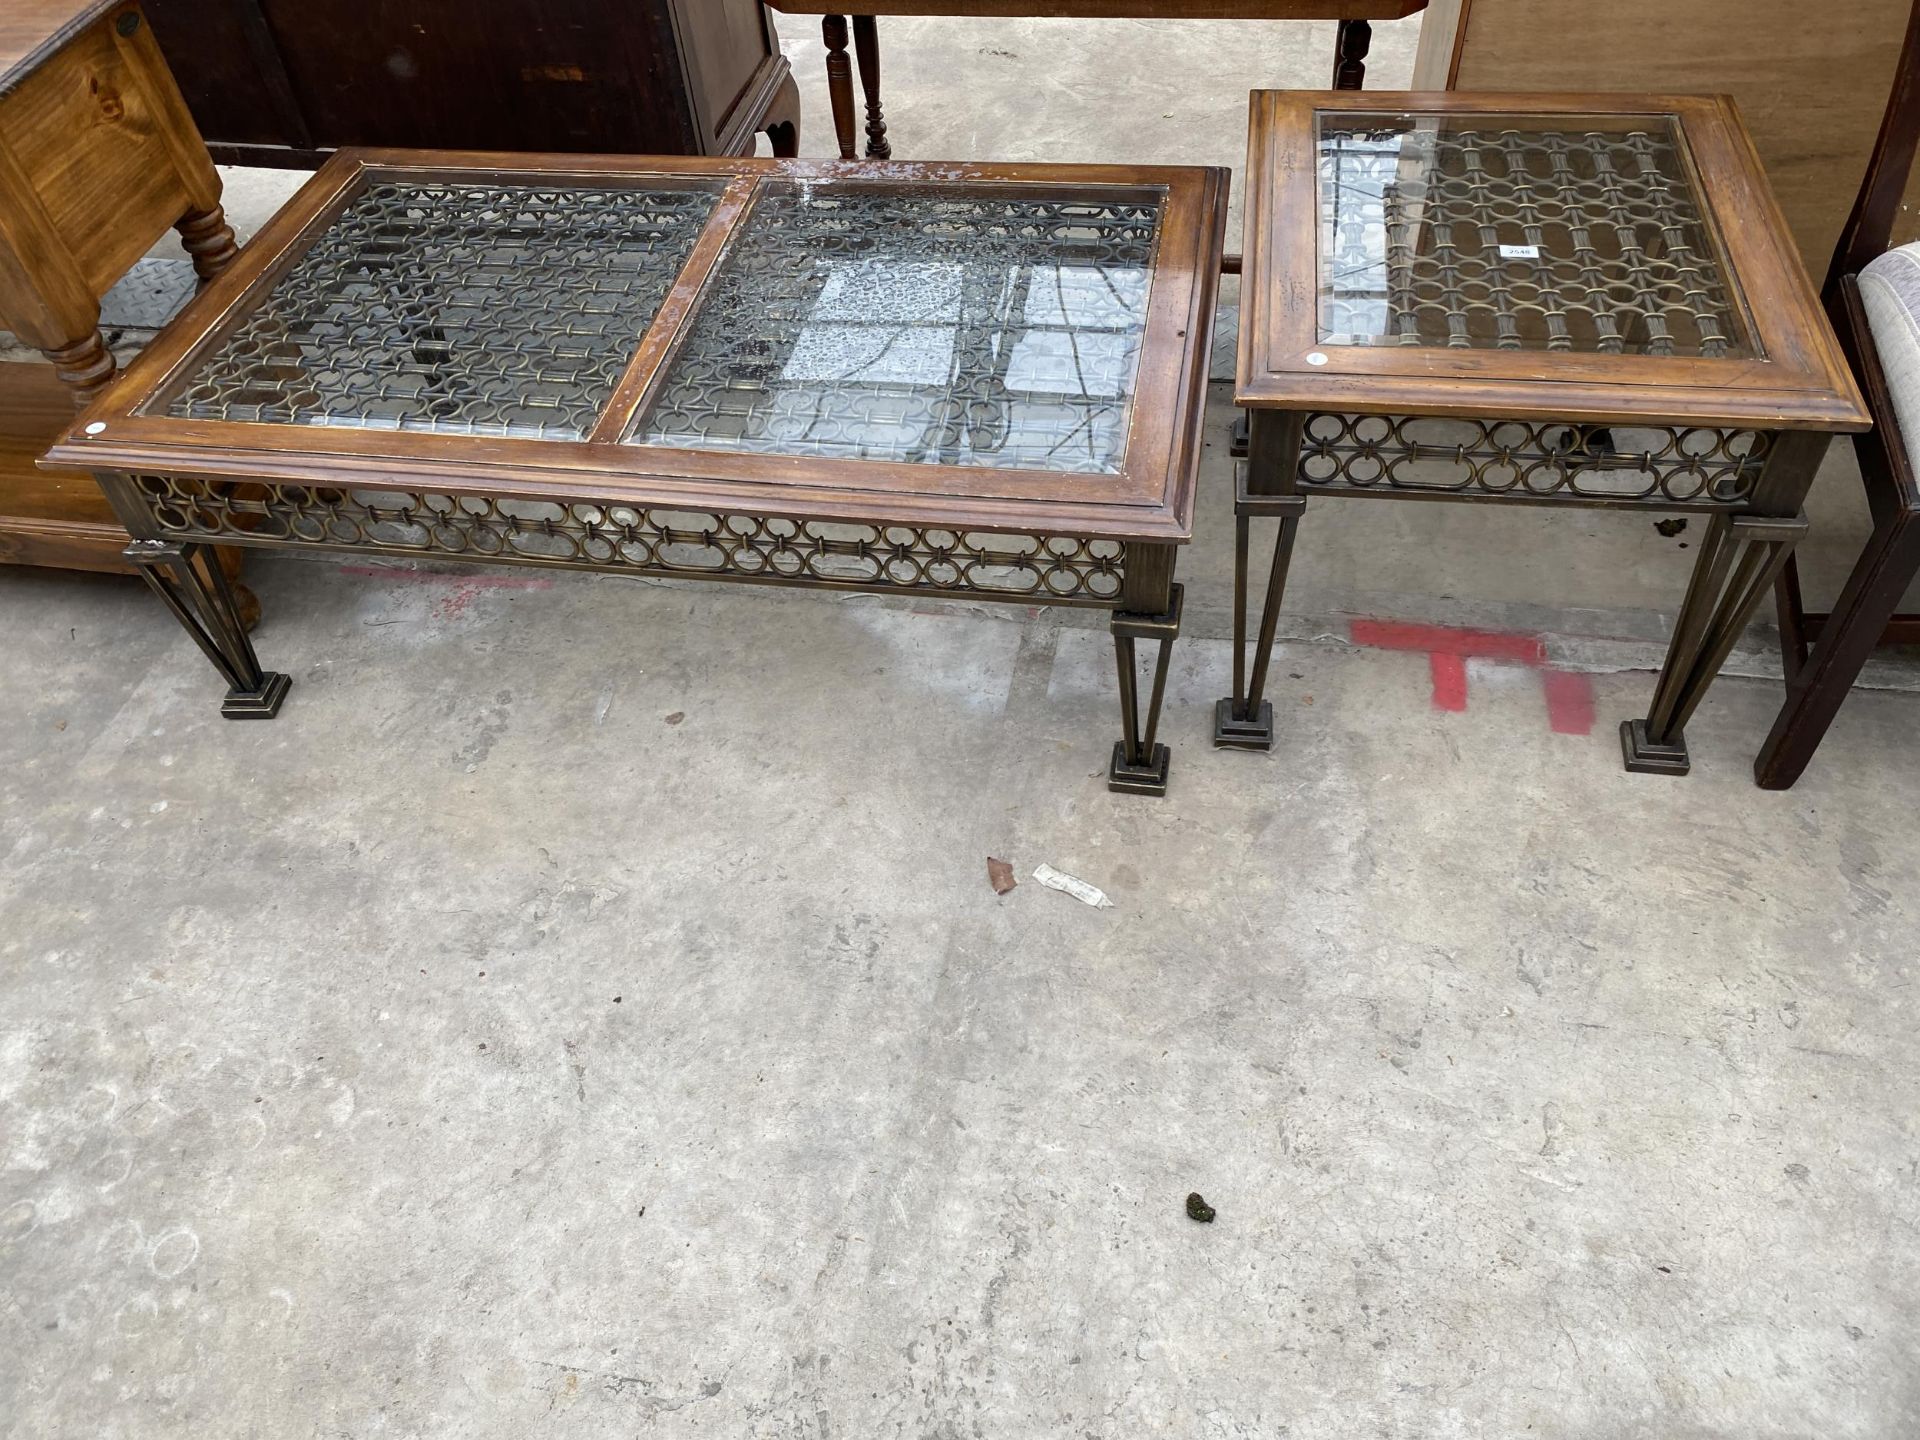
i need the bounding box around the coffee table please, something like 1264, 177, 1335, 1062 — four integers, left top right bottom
42, 150, 1226, 795
1220, 90, 1870, 774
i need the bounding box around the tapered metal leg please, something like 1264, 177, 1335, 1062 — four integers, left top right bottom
1215, 472, 1305, 751
1109, 584, 1183, 796
1623, 511, 1805, 775
125, 539, 289, 718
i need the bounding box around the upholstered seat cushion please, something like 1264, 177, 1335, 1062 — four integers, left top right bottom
1859, 242, 1920, 464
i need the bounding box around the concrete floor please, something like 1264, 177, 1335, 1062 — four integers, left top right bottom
5, 14, 1920, 1440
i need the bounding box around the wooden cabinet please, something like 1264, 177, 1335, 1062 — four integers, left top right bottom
142, 0, 800, 166
0, 1, 248, 583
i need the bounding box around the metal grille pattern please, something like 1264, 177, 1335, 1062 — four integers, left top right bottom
1297, 414, 1771, 506
130, 473, 1127, 603
632, 183, 1161, 474
1316, 118, 1749, 356
162, 181, 722, 439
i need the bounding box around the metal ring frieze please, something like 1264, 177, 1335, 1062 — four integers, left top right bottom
123, 473, 1130, 605
1298, 413, 1770, 505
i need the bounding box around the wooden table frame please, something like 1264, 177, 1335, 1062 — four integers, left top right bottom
764, 2, 1429, 162
1222, 90, 1869, 776
43, 148, 1228, 796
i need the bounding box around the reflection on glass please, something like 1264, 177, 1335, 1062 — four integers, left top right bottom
631, 182, 1163, 474
1314, 112, 1754, 357
161, 180, 723, 439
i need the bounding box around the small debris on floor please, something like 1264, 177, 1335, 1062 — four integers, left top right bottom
1186, 1192, 1216, 1224
987, 857, 1017, 895
1032, 864, 1112, 909
1655, 517, 1689, 538
664, 712, 685, 726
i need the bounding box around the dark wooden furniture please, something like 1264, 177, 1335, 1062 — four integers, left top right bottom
1221, 90, 1868, 775
0, 1, 244, 579
141, 0, 801, 167
44, 150, 1226, 795
1757, 0, 1920, 788
765, 2, 1428, 161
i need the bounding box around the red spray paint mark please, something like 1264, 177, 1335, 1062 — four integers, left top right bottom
1349, 618, 1546, 665
1429, 652, 1469, 712
1347, 617, 1594, 735
337, 564, 554, 590
1541, 668, 1597, 735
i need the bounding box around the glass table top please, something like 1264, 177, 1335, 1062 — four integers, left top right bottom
628, 181, 1163, 474
1314, 112, 1755, 358
161, 179, 725, 439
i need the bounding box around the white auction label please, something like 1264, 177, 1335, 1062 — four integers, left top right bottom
1497, 243, 1541, 260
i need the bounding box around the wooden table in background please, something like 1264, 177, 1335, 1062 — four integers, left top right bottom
0, 0, 245, 591
765, 2, 1428, 161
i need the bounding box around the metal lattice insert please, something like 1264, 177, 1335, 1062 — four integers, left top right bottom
1297, 413, 1771, 507
129, 474, 1128, 605
1315, 113, 1753, 357
158, 179, 723, 439
629, 181, 1163, 475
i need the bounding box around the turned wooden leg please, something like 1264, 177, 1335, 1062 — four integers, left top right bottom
1332, 19, 1372, 89
177, 203, 239, 281
851, 15, 891, 159
823, 16, 858, 160
44, 329, 117, 410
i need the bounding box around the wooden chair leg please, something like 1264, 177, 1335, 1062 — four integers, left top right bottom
1754, 510, 1920, 789
822, 16, 858, 160
851, 15, 891, 158
1332, 19, 1372, 89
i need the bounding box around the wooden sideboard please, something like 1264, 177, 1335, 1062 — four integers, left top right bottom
142, 0, 800, 166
